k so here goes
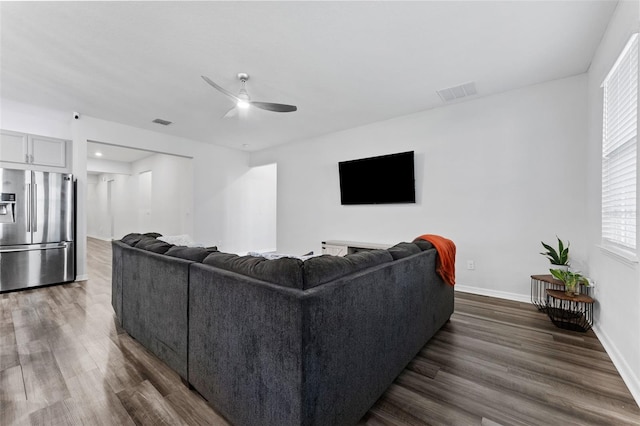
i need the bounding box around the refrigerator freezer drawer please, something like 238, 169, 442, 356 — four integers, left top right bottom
0, 242, 75, 292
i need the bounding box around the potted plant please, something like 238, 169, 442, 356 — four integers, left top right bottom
549, 269, 588, 296
540, 237, 570, 272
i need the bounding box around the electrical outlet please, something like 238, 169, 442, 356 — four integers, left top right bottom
466, 260, 475, 270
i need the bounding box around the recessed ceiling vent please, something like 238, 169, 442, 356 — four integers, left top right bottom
152, 118, 172, 126
436, 82, 477, 102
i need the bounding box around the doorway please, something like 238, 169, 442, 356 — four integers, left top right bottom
86, 141, 193, 240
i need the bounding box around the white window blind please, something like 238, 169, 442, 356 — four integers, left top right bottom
602, 33, 639, 251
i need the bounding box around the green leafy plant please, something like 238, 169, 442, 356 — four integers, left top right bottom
540, 237, 570, 266
549, 269, 588, 286
550, 269, 589, 295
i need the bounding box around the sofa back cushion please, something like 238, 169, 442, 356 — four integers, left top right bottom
387, 242, 422, 260
413, 240, 434, 251
165, 246, 218, 263
134, 236, 173, 254
121, 233, 144, 246
121, 232, 164, 246
202, 252, 304, 289
302, 249, 393, 289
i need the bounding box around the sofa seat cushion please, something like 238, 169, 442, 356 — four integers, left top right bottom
302, 249, 394, 289
166, 246, 218, 262
387, 242, 422, 260
203, 252, 304, 289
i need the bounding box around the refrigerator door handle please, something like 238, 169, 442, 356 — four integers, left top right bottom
26, 183, 31, 232
32, 183, 37, 232
0, 242, 68, 253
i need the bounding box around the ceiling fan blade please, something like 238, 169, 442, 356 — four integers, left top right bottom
250, 101, 297, 113
201, 75, 241, 102
222, 106, 238, 119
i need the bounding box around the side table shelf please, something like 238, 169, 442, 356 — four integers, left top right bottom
531, 274, 592, 311
531, 274, 565, 310
545, 289, 594, 332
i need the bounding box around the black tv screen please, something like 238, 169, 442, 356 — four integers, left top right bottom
339, 151, 416, 205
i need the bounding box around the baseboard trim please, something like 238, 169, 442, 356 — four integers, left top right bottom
75, 274, 89, 282
455, 284, 530, 304
592, 325, 640, 408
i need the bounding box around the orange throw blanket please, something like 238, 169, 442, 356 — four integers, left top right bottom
414, 234, 456, 286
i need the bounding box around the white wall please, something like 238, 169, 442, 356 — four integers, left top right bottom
131, 153, 194, 237
252, 75, 589, 300
87, 173, 133, 240
0, 98, 71, 140
244, 163, 277, 253
585, 0, 640, 406
87, 152, 195, 241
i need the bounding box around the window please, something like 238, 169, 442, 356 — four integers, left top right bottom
602, 33, 639, 252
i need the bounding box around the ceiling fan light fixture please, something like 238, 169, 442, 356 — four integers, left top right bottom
201, 73, 297, 115
237, 86, 250, 109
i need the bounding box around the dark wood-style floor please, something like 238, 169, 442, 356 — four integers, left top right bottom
1, 238, 639, 425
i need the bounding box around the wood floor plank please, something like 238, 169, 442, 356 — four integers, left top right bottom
380, 383, 482, 425
114, 333, 183, 397
359, 408, 417, 426
0, 400, 50, 425
50, 338, 100, 381
0, 365, 26, 401
18, 339, 71, 404
27, 398, 84, 425
0, 342, 20, 373
65, 368, 136, 426
394, 370, 535, 426
1, 237, 638, 425
164, 385, 231, 426
116, 379, 187, 426
12, 307, 49, 346
80, 334, 145, 394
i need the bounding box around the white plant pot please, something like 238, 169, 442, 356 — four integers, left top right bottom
549, 264, 569, 273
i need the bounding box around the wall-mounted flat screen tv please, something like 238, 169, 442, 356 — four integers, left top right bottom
339, 151, 416, 205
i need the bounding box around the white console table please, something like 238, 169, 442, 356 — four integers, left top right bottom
321, 240, 392, 256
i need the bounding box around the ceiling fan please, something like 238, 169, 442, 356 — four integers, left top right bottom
201, 73, 297, 118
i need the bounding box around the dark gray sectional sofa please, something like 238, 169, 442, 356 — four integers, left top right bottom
112, 234, 454, 426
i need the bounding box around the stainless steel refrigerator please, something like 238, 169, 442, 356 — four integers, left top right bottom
0, 168, 75, 292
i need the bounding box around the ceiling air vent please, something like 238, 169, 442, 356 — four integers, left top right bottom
436, 82, 477, 102
152, 118, 172, 126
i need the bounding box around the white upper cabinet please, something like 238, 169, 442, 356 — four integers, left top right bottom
0, 129, 69, 170
30, 135, 67, 167
0, 129, 28, 164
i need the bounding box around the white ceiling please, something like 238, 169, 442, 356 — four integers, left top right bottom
0, 1, 617, 152
87, 141, 155, 163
